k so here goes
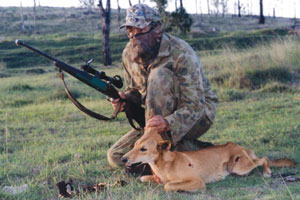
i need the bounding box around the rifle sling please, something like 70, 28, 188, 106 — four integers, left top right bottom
58, 71, 116, 121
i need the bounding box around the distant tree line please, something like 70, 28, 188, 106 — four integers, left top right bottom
19, 0, 293, 66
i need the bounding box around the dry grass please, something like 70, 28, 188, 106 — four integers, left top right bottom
202, 38, 300, 89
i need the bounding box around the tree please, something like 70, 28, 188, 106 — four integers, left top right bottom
33, 0, 37, 39
150, 0, 169, 29
79, 0, 95, 10
212, 0, 220, 16
179, 0, 183, 8
237, 0, 241, 17
150, 0, 168, 18
98, 0, 112, 66
258, 0, 265, 24
116, 0, 121, 33
20, 1, 26, 32
199, 0, 203, 20
168, 7, 193, 35
150, 0, 192, 35
221, 0, 229, 17
207, 0, 210, 15
128, 0, 132, 6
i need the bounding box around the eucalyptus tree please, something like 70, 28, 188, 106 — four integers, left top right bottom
259, 0, 265, 24
98, 0, 112, 65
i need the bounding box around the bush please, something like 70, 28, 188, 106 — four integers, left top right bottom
8, 83, 33, 91
242, 67, 293, 89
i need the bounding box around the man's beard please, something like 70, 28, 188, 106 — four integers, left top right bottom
130, 35, 161, 65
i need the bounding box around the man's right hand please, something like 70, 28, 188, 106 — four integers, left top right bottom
111, 91, 126, 112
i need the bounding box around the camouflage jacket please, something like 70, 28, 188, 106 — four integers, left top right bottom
122, 33, 218, 144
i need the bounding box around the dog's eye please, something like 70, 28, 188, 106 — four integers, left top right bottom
235, 156, 240, 162
140, 147, 147, 152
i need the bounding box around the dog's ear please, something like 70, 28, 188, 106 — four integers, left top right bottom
157, 141, 171, 153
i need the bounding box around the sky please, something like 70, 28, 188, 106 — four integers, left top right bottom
0, 0, 299, 18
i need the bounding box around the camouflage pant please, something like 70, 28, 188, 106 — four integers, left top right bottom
107, 66, 213, 168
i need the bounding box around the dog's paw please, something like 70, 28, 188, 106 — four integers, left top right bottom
263, 171, 272, 178
140, 175, 155, 183
140, 176, 146, 182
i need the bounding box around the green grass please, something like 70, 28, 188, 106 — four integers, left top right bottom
1, 36, 300, 199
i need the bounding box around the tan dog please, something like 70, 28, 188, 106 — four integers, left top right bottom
122, 127, 295, 192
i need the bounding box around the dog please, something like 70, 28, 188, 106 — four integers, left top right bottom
122, 127, 295, 192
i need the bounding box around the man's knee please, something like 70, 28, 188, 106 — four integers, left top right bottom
107, 146, 124, 168
106, 129, 144, 168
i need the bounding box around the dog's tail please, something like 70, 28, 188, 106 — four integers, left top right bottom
269, 159, 296, 167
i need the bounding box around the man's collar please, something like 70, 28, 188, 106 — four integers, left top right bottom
157, 33, 171, 58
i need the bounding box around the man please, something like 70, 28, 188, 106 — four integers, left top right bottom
107, 4, 218, 168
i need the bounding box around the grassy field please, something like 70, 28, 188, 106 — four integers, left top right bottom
1, 6, 300, 200
0, 36, 300, 199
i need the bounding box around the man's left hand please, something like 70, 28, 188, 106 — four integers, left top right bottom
146, 115, 170, 133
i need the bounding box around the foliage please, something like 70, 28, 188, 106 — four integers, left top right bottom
150, 0, 168, 16
166, 7, 193, 35
79, 0, 95, 9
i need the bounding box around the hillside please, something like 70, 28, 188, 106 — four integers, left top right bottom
0, 6, 297, 38
0, 6, 300, 200
0, 6, 298, 71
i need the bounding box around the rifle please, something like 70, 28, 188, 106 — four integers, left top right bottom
15, 39, 145, 129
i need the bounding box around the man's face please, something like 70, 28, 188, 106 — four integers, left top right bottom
126, 25, 161, 59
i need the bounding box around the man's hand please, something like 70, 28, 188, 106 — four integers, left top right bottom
146, 115, 170, 133
111, 91, 126, 112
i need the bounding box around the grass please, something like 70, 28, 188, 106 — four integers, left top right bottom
1, 35, 300, 199
203, 37, 300, 90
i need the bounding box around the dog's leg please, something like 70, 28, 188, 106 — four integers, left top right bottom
140, 175, 156, 183
245, 150, 272, 177
240, 151, 272, 177
252, 157, 272, 177
164, 178, 205, 192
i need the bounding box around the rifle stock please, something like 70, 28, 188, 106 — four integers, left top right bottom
15, 39, 145, 129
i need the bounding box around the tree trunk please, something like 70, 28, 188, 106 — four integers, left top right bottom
128, 0, 132, 6
98, 0, 112, 66
258, 0, 265, 24
117, 0, 121, 34
179, 0, 183, 9
237, 0, 241, 17
221, 0, 225, 17
207, 0, 210, 15
20, 1, 26, 32
33, 0, 37, 38
199, 0, 203, 20
294, 0, 296, 21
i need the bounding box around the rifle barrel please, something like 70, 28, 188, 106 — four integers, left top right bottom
15, 39, 61, 64
15, 39, 120, 99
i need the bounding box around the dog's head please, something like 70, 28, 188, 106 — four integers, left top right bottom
121, 127, 172, 167
228, 152, 253, 176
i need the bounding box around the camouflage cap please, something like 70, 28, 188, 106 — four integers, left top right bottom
120, 4, 161, 29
